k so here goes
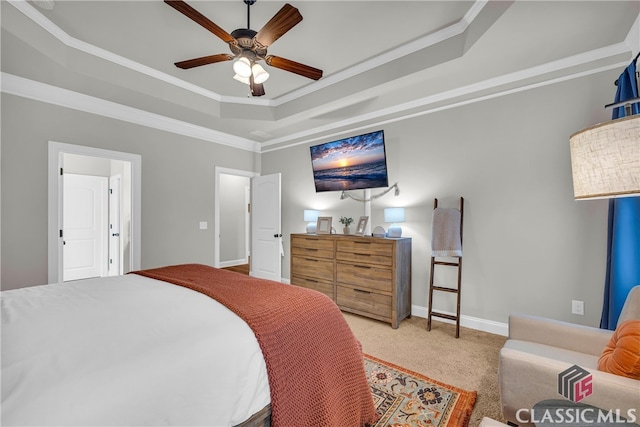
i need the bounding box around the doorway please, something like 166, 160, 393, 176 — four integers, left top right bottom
214, 167, 282, 281
48, 142, 141, 283
214, 167, 257, 269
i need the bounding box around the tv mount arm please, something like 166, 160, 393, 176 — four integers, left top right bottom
339, 182, 400, 202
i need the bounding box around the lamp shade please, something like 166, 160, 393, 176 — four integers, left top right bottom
569, 115, 640, 200
304, 209, 320, 234
233, 74, 250, 85
233, 57, 252, 78
251, 63, 269, 84
384, 207, 405, 223
304, 209, 320, 222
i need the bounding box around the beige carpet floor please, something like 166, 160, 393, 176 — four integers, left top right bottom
343, 313, 508, 427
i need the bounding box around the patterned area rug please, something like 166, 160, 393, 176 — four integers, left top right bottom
365, 354, 477, 427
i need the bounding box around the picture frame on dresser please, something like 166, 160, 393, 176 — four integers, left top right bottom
316, 217, 332, 234
355, 216, 368, 236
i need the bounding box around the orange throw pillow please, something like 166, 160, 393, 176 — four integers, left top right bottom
598, 320, 640, 380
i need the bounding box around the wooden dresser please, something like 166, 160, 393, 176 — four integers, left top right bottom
290, 233, 411, 328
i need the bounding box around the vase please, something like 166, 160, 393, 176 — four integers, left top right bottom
343, 226, 351, 235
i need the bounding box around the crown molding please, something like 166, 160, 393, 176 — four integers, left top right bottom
1, 72, 260, 152
1, 39, 630, 155
6, 0, 271, 107
261, 41, 632, 152
274, 1, 489, 105
6, 0, 488, 108
625, 13, 640, 55
3, 1, 637, 154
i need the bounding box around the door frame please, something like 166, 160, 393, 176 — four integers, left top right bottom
214, 166, 258, 268
48, 141, 142, 283
109, 174, 123, 276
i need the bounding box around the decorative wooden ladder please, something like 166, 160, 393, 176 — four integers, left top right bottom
427, 197, 464, 338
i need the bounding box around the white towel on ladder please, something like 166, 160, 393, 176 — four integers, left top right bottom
431, 207, 462, 257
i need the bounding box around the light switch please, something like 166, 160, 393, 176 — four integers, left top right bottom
199, 221, 208, 230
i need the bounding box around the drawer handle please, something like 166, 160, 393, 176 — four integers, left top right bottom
354, 265, 371, 269
355, 253, 371, 257
304, 258, 318, 262
304, 248, 318, 252
306, 279, 318, 283
354, 242, 371, 245
354, 289, 371, 294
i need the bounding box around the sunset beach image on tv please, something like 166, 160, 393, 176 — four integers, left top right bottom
310, 130, 389, 192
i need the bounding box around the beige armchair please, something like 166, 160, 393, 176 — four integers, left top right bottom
498, 286, 640, 426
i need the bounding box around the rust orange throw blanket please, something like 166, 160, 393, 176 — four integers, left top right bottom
133, 264, 377, 427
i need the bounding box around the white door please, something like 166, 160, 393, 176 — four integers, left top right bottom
108, 175, 122, 276
250, 173, 282, 281
63, 174, 108, 281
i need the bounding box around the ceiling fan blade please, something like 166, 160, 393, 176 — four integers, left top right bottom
254, 3, 302, 48
174, 54, 234, 69
265, 55, 323, 80
165, 0, 234, 44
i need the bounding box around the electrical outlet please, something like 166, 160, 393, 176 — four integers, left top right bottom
572, 300, 584, 315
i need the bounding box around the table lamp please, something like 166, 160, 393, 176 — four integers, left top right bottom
304, 209, 321, 233
384, 207, 405, 238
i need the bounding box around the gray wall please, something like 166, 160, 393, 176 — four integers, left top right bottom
1, 93, 259, 290
262, 69, 617, 327
0, 66, 621, 329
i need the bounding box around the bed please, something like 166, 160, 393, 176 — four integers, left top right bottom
1, 264, 377, 427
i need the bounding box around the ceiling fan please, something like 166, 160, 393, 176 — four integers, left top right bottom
165, 0, 323, 97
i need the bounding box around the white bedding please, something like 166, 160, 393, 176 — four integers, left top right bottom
1, 274, 270, 426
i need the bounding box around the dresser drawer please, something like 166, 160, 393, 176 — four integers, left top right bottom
336, 240, 392, 266
291, 275, 334, 299
291, 245, 334, 260
337, 285, 391, 318
336, 262, 392, 293
291, 256, 334, 281
291, 235, 335, 252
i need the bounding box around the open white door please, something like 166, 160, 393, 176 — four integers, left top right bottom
250, 173, 281, 281
63, 174, 108, 281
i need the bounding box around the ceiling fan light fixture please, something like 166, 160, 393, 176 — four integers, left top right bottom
166, 0, 322, 97
233, 57, 252, 78
233, 74, 250, 85
251, 63, 270, 84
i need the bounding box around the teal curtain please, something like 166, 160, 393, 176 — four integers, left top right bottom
600, 56, 640, 330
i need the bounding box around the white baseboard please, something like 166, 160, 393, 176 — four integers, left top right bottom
219, 259, 248, 268
280, 277, 508, 336
411, 305, 508, 337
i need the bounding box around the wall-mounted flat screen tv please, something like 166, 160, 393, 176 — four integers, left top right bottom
310, 130, 389, 192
